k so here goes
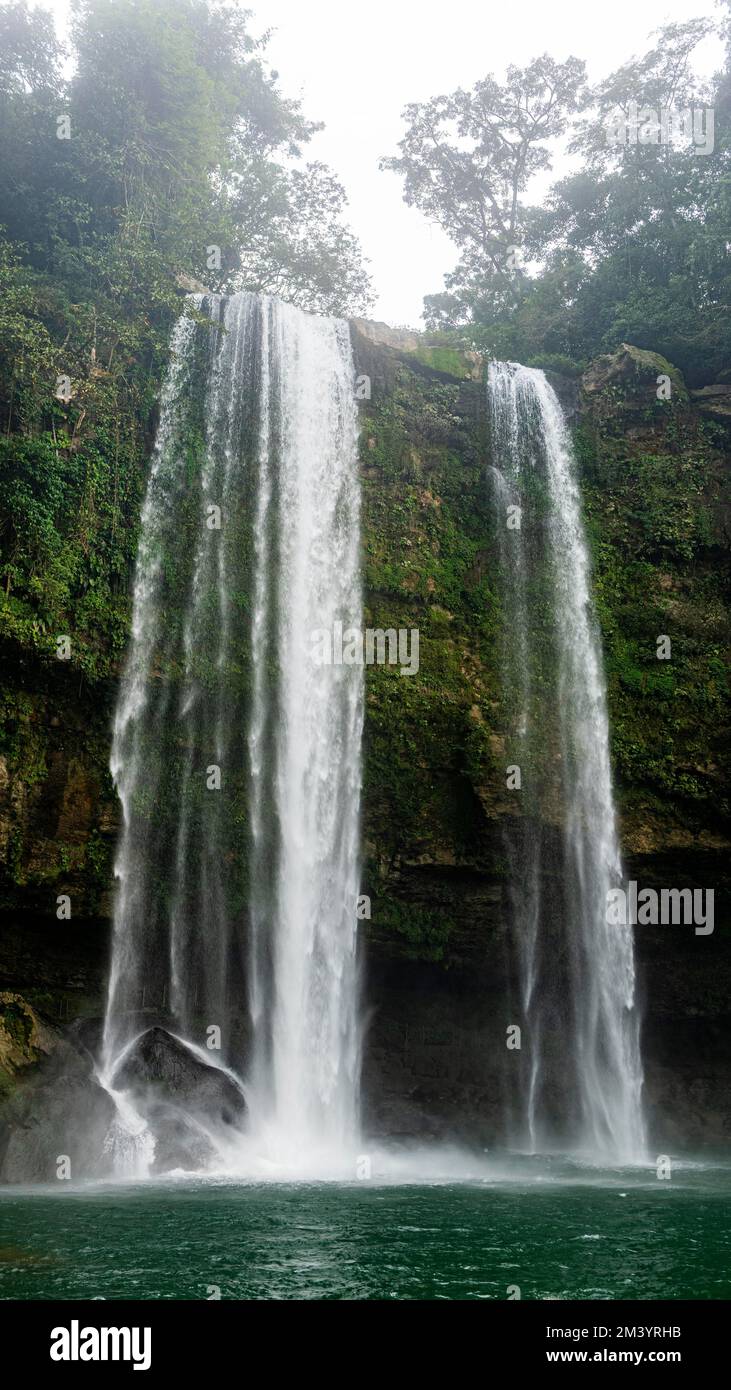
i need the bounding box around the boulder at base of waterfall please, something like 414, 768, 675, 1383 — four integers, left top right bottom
111, 1027, 246, 1131
0, 1032, 116, 1184
146, 1105, 219, 1174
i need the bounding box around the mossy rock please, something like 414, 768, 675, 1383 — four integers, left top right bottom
582, 342, 689, 404
0, 993, 58, 1095
408, 344, 477, 380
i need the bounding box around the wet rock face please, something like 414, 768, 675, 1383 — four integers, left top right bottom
0, 1024, 249, 1182
0, 655, 119, 922
144, 1108, 219, 1175
108, 1027, 247, 1175
0, 992, 58, 1090
0, 1030, 115, 1184
0, 1075, 115, 1184
112, 1026, 246, 1125
0, 335, 729, 1158
0, 995, 115, 1178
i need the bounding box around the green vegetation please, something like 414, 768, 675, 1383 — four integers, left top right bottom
578, 358, 731, 828
0, 0, 727, 967
0, 0, 372, 675
358, 344, 500, 920
356, 336, 730, 962
384, 10, 731, 387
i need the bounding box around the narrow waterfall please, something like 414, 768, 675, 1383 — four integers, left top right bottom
101, 292, 363, 1173
488, 362, 645, 1162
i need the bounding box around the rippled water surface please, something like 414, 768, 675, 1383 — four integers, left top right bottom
1, 1157, 729, 1300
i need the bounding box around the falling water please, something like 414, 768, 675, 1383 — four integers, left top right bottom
488, 362, 645, 1163
101, 292, 363, 1173
245, 300, 363, 1165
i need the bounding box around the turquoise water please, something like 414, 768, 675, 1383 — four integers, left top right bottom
1, 1158, 729, 1300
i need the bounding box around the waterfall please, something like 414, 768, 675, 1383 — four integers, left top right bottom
246, 300, 363, 1164
488, 362, 645, 1162
99, 314, 642, 1178
101, 292, 363, 1173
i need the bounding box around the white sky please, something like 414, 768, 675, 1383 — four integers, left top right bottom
40, 0, 724, 326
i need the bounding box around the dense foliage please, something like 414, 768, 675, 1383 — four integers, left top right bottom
384, 10, 731, 387
0, 0, 372, 673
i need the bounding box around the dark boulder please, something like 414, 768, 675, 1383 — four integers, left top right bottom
109, 1027, 247, 1174
146, 1106, 219, 1174
0, 1036, 116, 1184
111, 1027, 246, 1129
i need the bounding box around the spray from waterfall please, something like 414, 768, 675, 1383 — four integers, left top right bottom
101, 292, 363, 1175
488, 362, 646, 1163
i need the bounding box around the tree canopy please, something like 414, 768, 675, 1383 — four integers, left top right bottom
0, 0, 372, 671
0, 0, 372, 314
384, 11, 731, 386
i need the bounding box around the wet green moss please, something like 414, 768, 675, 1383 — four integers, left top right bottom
577, 381, 731, 830
410, 345, 474, 379
359, 358, 500, 911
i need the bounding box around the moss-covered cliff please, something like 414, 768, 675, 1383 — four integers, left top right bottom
0, 324, 729, 1147
580, 344, 730, 852
353, 332, 730, 928
346, 331, 730, 1147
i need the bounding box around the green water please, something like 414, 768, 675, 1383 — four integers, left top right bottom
1, 1159, 729, 1301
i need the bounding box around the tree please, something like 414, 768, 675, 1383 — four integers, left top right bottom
387, 17, 731, 385
230, 160, 374, 315
0, 0, 61, 95
0, 0, 372, 671
531, 17, 731, 383
0, 0, 373, 312
381, 56, 586, 321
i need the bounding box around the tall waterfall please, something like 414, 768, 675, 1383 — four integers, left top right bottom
488, 362, 645, 1162
245, 299, 363, 1163
102, 292, 363, 1172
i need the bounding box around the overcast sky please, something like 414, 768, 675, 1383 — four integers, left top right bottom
41, 0, 723, 326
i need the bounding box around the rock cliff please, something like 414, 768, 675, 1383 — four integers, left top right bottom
1, 328, 729, 1156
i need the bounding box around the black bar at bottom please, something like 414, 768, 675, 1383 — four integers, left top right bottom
0, 1298, 723, 1375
